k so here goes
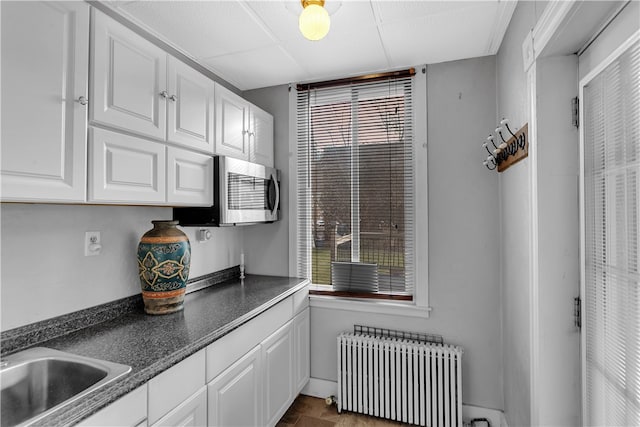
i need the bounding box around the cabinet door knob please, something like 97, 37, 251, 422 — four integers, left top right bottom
76, 96, 88, 105
159, 90, 169, 99
169, 94, 178, 102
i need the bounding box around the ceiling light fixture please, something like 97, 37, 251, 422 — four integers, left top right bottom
299, 0, 330, 41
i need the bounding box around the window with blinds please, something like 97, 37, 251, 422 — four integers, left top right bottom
583, 38, 639, 425
296, 71, 415, 297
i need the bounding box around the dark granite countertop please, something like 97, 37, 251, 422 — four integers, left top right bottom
15, 274, 308, 426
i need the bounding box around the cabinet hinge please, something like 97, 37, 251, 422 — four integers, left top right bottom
574, 296, 582, 329
571, 97, 579, 128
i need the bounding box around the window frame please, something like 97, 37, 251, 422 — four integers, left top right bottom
288, 67, 430, 315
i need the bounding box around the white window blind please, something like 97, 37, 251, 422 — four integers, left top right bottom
583, 39, 640, 426
296, 71, 415, 297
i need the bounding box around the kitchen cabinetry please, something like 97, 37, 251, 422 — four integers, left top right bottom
1, 1, 89, 202
91, 8, 166, 141
152, 387, 207, 427
89, 128, 213, 206
207, 345, 262, 427
214, 84, 274, 167
293, 308, 311, 392
89, 128, 166, 204
148, 350, 205, 425
91, 10, 215, 154
206, 288, 310, 427
78, 385, 148, 427
262, 321, 295, 426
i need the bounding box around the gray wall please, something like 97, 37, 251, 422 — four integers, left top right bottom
242, 86, 291, 277
0, 204, 242, 330
249, 56, 503, 410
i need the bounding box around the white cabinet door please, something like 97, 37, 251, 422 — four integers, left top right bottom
248, 105, 274, 168
91, 9, 167, 140
167, 147, 213, 206
293, 307, 310, 394
152, 387, 207, 427
89, 127, 166, 204
167, 57, 215, 153
1, 1, 88, 202
214, 84, 248, 160
207, 345, 262, 427
262, 321, 294, 427
78, 385, 148, 427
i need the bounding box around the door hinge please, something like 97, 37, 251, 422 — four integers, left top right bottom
574, 296, 582, 329
571, 97, 579, 128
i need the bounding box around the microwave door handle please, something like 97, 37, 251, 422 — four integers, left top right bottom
270, 171, 280, 214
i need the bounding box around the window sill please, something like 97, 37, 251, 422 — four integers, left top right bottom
309, 289, 431, 319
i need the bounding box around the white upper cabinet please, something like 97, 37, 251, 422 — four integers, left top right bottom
91, 10, 215, 154
214, 84, 248, 159
1, 1, 89, 202
89, 127, 166, 204
91, 9, 167, 141
248, 104, 275, 168
167, 147, 213, 206
214, 83, 274, 167
167, 57, 215, 153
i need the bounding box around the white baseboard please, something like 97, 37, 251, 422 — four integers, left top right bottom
301, 378, 505, 427
301, 377, 338, 399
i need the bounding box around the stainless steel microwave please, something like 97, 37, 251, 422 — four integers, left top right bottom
174, 156, 280, 226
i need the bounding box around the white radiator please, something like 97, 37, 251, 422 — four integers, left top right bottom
337, 331, 463, 427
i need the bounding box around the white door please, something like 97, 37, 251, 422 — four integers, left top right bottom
1, 1, 89, 202
167, 147, 213, 206
167, 57, 215, 153
207, 345, 262, 427
214, 84, 248, 160
89, 127, 166, 204
262, 321, 294, 426
91, 9, 167, 140
580, 32, 640, 425
248, 105, 274, 167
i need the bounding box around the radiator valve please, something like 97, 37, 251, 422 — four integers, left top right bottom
325, 395, 336, 406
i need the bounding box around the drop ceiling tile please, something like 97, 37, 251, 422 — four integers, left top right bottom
202, 45, 307, 90
118, 0, 276, 58
372, 1, 484, 25
379, 3, 500, 65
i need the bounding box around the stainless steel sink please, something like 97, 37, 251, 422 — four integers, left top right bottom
0, 347, 131, 427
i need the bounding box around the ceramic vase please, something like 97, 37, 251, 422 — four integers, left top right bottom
137, 220, 191, 315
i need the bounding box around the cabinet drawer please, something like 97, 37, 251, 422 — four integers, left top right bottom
148, 349, 205, 425
206, 297, 292, 382
151, 386, 207, 427
78, 384, 147, 427
292, 286, 309, 315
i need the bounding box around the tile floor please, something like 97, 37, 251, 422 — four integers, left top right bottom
277, 395, 403, 427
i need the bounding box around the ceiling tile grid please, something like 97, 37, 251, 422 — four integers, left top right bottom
111, 0, 516, 90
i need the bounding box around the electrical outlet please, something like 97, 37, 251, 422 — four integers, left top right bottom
85, 231, 102, 256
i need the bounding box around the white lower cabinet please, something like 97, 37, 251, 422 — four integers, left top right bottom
77, 287, 309, 427
293, 308, 311, 393
206, 290, 310, 427
78, 384, 148, 427
148, 350, 205, 425
152, 386, 207, 427
262, 321, 294, 426
207, 345, 262, 427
